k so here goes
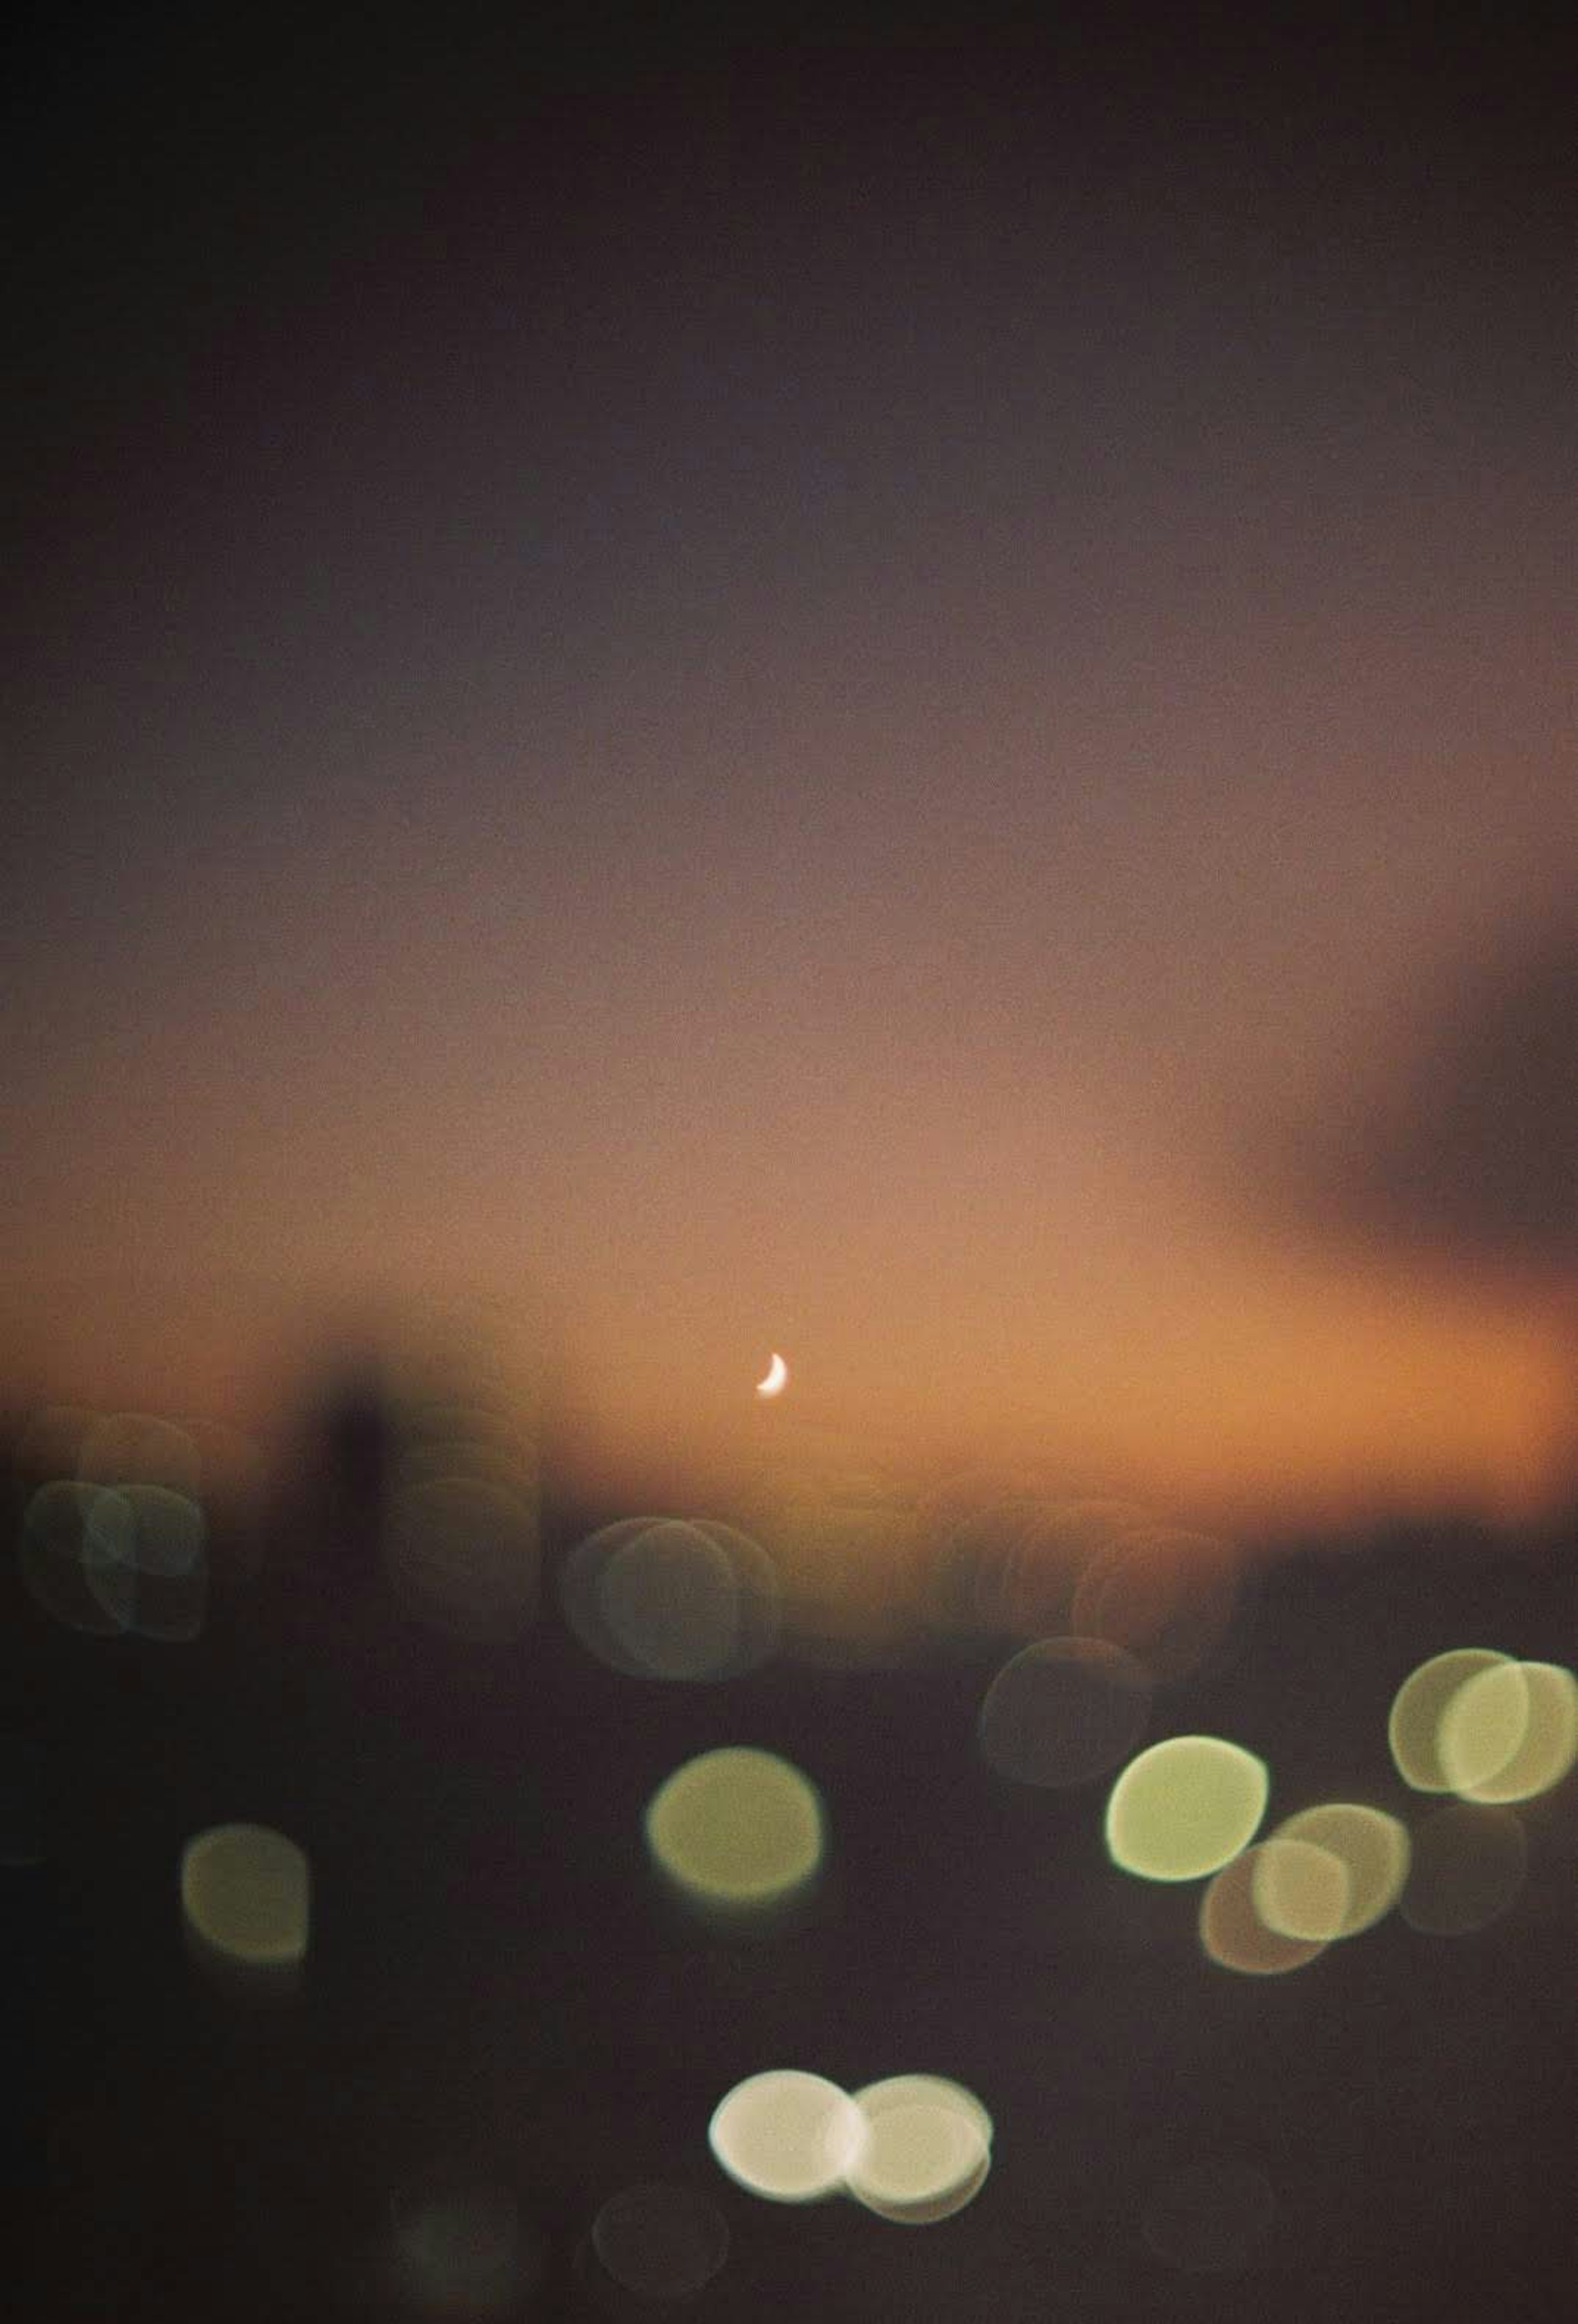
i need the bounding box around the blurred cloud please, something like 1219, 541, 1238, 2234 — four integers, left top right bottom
1245, 920, 1578, 1289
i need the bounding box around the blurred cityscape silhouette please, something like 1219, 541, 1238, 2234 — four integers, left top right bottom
5, 1307, 1575, 2319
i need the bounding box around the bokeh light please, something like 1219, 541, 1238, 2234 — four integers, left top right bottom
84, 1482, 207, 1643
1141, 2160, 1277, 2273
562, 1518, 668, 1670
563, 1516, 779, 1681
1199, 1847, 1328, 1976
21, 1480, 135, 1636
1399, 1802, 1529, 1935
1436, 1656, 1532, 1794
1387, 1648, 1512, 1792
1265, 1803, 1410, 1937
600, 1519, 736, 1678
1105, 1735, 1269, 1881
1439, 1658, 1578, 1804
14, 1407, 213, 1641
708, 2069, 864, 2202
1249, 1835, 1350, 1943
590, 2182, 729, 2300
844, 2075, 994, 2224
644, 1747, 824, 1916
977, 1635, 1152, 1788
180, 1822, 310, 1997
604, 1518, 778, 1679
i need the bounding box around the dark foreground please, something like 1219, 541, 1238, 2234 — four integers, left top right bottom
5, 1453, 1574, 2323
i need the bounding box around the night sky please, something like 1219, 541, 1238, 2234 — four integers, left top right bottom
7, 6, 1573, 1521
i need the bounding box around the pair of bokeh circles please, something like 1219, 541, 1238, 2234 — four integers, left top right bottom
1382, 1644, 1578, 1939
709, 2068, 994, 2225
19, 1409, 213, 1642
1095, 1735, 1393, 1972
1387, 1647, 1578, 1805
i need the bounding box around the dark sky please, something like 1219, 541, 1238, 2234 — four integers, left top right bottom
5, 7, 1573, 1520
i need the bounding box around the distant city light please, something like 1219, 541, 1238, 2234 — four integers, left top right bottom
1105, 1735, 1269, 1881
708, 2070, 864, 2202
21, 1480, 135, 1636
1249, 1834, 1351, 1944
563, 1516, 780, 1680
600, 1519, 743, 1677
1438, 1658, 1578, 1803
844, 2076, 994, 2223
102, 1483, 207, 1642
1387, 1648, 1511, 1792
644, 1746, 824, 1913
180, 1822, 310, 1997
1263, 1803, 1410, 1938
1199, 1845, 1329, 1976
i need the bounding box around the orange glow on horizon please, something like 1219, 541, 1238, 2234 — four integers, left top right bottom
2, 1207, 1568, 1542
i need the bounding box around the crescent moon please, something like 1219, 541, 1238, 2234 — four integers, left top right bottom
755, 1351, 789, 1399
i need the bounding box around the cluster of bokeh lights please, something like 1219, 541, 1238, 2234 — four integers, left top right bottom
1085, 1639, 1576, 1974
11, 1374, 1577, 2301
